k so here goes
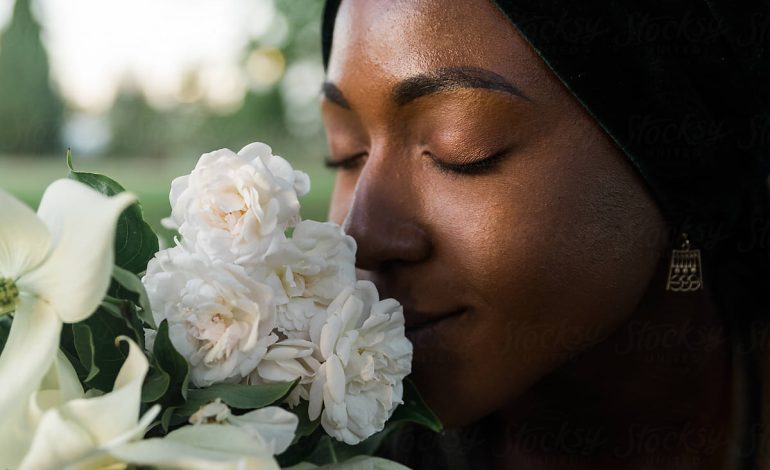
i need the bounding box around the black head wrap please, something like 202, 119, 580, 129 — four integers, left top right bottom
320, 1, 770, 325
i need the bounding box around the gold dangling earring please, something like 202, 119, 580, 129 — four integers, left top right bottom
666, 232, 703, 292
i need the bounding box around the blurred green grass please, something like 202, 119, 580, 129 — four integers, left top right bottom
0, 155, 335, 245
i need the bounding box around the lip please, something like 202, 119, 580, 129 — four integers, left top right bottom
404, 307, 467, 332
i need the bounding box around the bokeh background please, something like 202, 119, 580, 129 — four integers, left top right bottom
0, 0, 334, 242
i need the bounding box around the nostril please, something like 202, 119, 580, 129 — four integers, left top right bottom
348, 214, 432, 271
339, 148, 433, 272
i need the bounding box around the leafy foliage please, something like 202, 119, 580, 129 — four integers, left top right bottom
278, 378, 443, 466
176, 380, 297, 416
1, 162, 445, 466
67, 150, 159, 275
390, 378, 443, 433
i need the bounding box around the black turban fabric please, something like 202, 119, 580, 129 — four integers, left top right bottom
320, 1, 770, 322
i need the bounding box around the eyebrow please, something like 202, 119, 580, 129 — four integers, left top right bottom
393, 66, 530, 106
320, 65, 530, 110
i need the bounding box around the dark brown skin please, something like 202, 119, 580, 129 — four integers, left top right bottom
320, 0, 733, 468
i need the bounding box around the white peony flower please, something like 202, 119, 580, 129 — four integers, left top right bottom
142, 246, 277, 387
263, 220, 357, 339
164, 142, 310, 264
249, 338, 321, 407
307, 281, 412, 445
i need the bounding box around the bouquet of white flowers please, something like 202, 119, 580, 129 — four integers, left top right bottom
0, 143, 441, 470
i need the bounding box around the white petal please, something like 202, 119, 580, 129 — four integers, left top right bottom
109, 424, 280, 470
256, 360, 305, 382
58, 338, 150, 444
19, 179, 136, 322
292, 170, 311, 197
36, 351, 85, 406
238, 141, 273, 163
307, 364, 326, 421
325, 355, 346, 404
229, 406, 298, 455
0, 298, 62, 469
18, 408, 96, 470
17, 340, 158, 470
19, 406, 159, 470
0, 188, 51, 279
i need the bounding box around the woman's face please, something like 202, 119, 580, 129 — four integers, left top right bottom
321, 0, 668, 427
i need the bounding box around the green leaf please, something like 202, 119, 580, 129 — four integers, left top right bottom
389, 378, 443, 433
277, 428, 324, 468
0, 314, 11, 355
273, 402, 323, 467
77, 310, 133, 391
176, 380, 298, 416
329, 426, 400, 462
59, 325, 89, 382
278, 398, 409, 466
152, 320, 190, 406
160, 406, 176, 433
292, 401, 321, 440
67, 151, 159, 275
141, 365, 170, 403
98, 296, 145, 351
112, 265, 156, 328
307, 435, 338, 465
61, 305, 143, 391
99, 298, 124, 318
72, 323, 100, 382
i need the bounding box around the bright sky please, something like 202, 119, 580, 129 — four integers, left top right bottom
0, 0, 293, 112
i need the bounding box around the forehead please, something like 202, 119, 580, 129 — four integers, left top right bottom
327, 0, 549, 97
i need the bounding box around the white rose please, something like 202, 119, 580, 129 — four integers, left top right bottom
142, 246, 277, 387
263, 220, 357, 339
307, 281, 412, 445
248, 338, 321, 407
164, 142, 310, 264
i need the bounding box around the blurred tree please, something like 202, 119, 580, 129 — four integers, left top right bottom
0, 0, 63, 155
108, 89, 176, 158
106, 0, 327, 162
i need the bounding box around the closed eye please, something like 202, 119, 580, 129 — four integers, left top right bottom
428, 148, 509, 176
324, 152, 367, 171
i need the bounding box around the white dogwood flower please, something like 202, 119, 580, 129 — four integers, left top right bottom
17, 339, 160, 470
17, 338, 285, 470
0, 181, 135, 468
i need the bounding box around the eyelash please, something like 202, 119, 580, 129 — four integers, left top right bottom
324, 149, 508, 175
324, 152, 367, 171
428, 149, 508, 176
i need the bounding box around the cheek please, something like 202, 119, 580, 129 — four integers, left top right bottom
431, 130, 665, 326
416, 133, 667, 420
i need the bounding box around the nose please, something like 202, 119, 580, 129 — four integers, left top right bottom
342, 150, 432, 272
